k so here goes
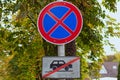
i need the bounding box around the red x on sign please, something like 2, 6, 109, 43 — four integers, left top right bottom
47, 10, 73, 36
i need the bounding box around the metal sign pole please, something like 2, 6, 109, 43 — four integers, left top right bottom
57, 0, 63, 1
58, 45, 65, 80
57, 0, 64, 55
56, 0, 65, 77
57, 1, 65, 80
58, 46, 65, 79
57, 0, 65, 79
58, 45, 65, 56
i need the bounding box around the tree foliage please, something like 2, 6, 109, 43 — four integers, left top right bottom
0, 0, 120, 80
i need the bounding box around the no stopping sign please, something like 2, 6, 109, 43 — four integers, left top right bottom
37, 1, 83, 45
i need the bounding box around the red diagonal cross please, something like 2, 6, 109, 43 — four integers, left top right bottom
47, 9, 73, 35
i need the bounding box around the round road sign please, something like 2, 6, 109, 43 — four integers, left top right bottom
37, 1, 83, 45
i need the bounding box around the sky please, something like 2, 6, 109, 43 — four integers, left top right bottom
103, 2, 120, 55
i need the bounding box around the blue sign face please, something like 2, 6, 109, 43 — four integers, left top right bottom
43, 6, 77, 39
38, 1, 83, 45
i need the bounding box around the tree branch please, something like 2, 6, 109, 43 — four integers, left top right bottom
27, 14, 37, 27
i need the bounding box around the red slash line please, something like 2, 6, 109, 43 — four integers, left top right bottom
42, 57, 80, 78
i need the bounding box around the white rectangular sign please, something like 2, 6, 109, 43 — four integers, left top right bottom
42, 57, 80, 78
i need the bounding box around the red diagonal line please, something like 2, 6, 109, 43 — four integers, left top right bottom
47, 23, 59, 35
42, 57, 80, 78
61, 22, 73, 34
47, 11, 59, 35
60, 9, 73, 34
61, 9, 72, 21
47, 11, 59, 22
47, 9, 73, 35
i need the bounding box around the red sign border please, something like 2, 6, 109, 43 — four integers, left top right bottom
37, 1, 83, 45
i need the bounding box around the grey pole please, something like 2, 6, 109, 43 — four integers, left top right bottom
57, 0, 64, 57
57, 0, 65, 79
57, 0, 66, 80
57, 0, 63, 1
58, 45, 65, 56
57, 0, 65, 57
58, 45, 65, 79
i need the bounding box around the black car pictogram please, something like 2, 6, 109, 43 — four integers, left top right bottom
50, 60, 72, 71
